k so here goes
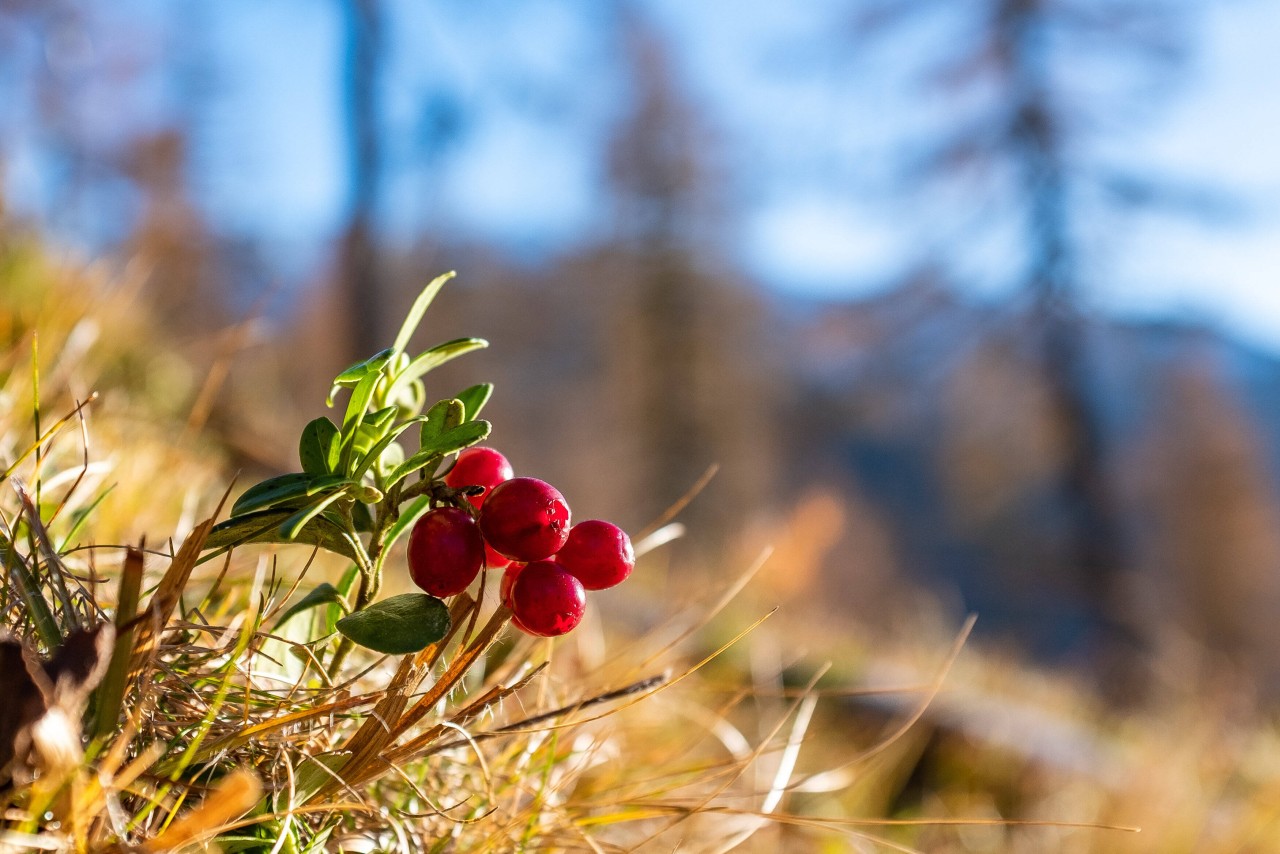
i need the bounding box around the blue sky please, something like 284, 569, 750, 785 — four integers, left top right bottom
5, 0, 1280, 350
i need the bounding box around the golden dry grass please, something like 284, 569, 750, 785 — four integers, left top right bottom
3, 232, 1280, 853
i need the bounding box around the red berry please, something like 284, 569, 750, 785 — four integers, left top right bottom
485, 542, 512, 571
500, 562, 525, 607
407, 507, 484, 597
509, 560, 585, 637
445, 447, 513, 509
556, 520, 634, 590
479, 477, 571, 562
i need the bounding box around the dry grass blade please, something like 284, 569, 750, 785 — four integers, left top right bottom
322, 604, 512, 797
388, 602, 512, 740
385, 661, 549, 765
848, 613, 976, 768
343, 593, 479, 761
636, 463, 718, 540
312, 594, 481, 806
761, 690, 819, 815
408, 671, 669, 762
125, 490, 230, 692
633, 547, 773, 676
0, 395, 97, 485
134, 768, 262, 853
191, 692, 387, 765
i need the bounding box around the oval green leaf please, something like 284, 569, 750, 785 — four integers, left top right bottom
274, 583, 347, 630
386, 338, 488, 403
420, 398, 465, 444
392, 271, 456, 355
202, 509, 362, 563
335, 593, 451, 655
454, 383, 494, 421
231, 473, 351, 518
300, 417, 341, 476
386, 420, 490, 488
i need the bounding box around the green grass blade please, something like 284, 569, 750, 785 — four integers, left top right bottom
3, 540, 61, 647
56, 483, 116, 552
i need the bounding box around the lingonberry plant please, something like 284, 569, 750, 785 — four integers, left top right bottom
201, 271, 635, 660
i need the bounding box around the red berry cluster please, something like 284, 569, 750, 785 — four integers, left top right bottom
407, 447, 634, 637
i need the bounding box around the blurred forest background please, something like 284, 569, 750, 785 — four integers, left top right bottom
3, 0, 1280, 708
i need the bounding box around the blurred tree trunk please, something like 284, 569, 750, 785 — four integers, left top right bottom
858, 0, 1197, 690
338, 0, 384, 363
606, 17, 712, 528
602, 11, 774, 546
999, 2, 1134, 667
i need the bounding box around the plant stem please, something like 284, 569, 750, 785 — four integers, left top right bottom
327, 506, 382, 678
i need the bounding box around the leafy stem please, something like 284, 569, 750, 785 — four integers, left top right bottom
206, 272, 494, 667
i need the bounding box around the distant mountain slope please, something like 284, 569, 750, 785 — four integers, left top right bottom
787, 283, 1280, 691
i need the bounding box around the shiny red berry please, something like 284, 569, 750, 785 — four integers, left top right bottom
445, 447, 514, 509
407, 507, 484, 598
509, 560, 585, 637
556, 520, 634, 590
500, 562, 525, 607
479, 477, 571, 562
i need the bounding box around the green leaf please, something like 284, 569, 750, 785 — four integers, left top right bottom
301, 825, 336, 854
231, 473, 350, 518
385, 338, 488, 403
337, 564, 361, 597
350, 499, 375, 533
376, 440, 405, 478
326, 347, 396, 406
366, 405, 399, 433
423, 418, 491, 459
393, 271, 456, 355
335, 593, 451, 655
326, 565, 361, 635
211, 836, 274, 854
299, 417, 341, 476
202, 509, 362, 563
4, 544, 61, 648
274, 583, 347, 630
420, 399, 465, 445
455, 383, 494, 421
232, 473, 309, 517
387, 419, 491, 488
350, 415, 428, 482
281, 491, 349, 541
338, 366, 390, 472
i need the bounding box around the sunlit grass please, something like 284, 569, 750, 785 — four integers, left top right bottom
6, 232, 1278, 852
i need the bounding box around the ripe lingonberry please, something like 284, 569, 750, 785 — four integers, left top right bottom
556, 520, 634, 590
479, 477, 571, 562
445, 447, 513, 509
407, 507, 484, 598
508, 560, 585, 637
500, 561, 524, 607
